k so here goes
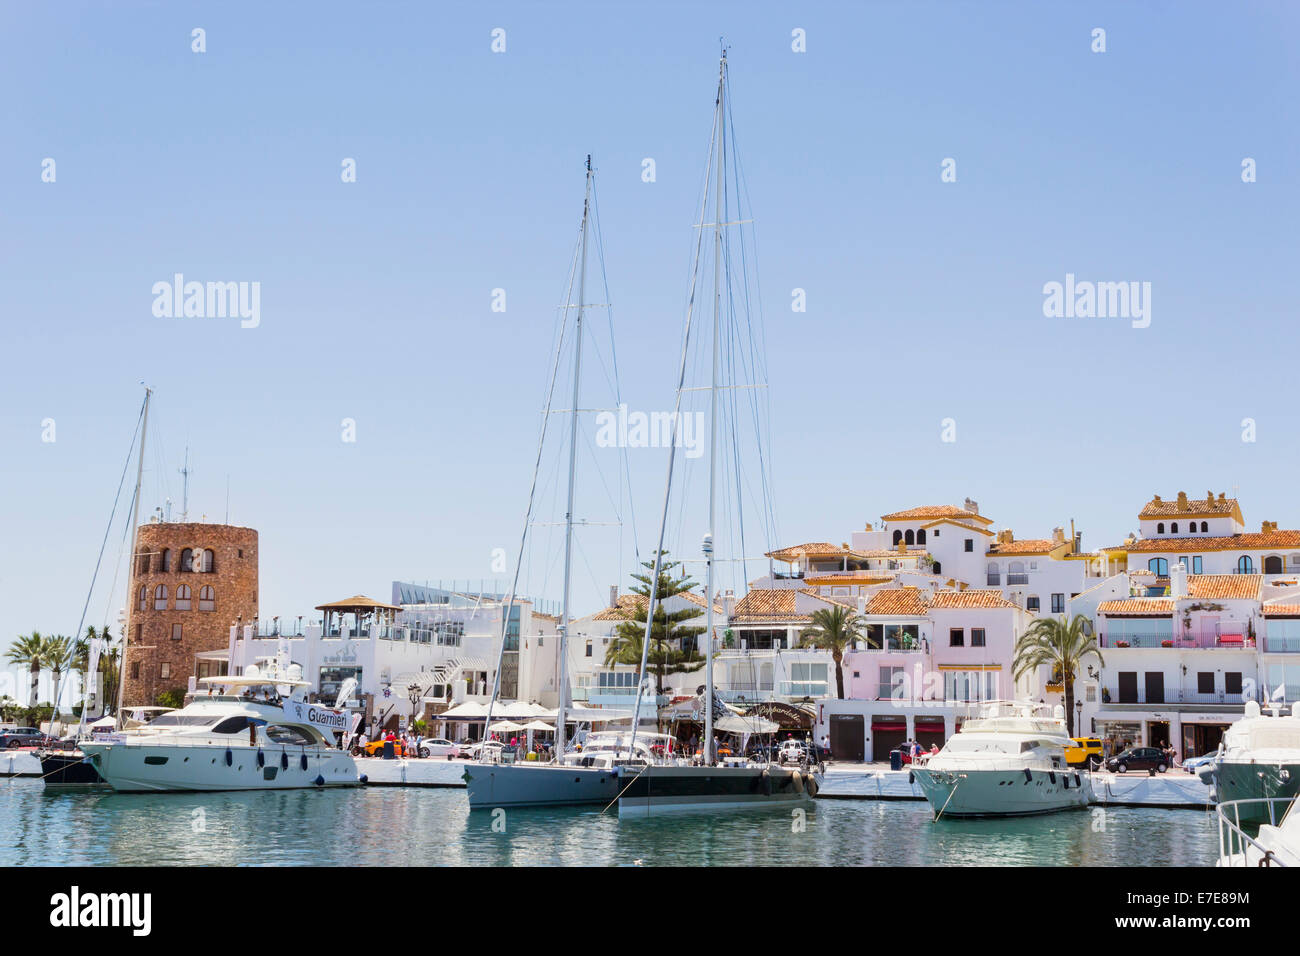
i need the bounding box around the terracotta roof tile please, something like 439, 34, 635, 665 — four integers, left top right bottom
1264, 603, 1300, 617
764, 542, 852, 562
1140, 494, 1240, 519
986, 538, 1057, 555
863, 589, 929, 616
730, 589, 805, 622
882, 505, 991, 524
1126, 530, 1300, 553
803, 571, 894, 585
927, 590, 1022, 610
1186, 574, 1263, 601
1098, 598, 1176, 615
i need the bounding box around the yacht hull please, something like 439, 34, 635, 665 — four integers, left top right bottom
911, 766, 1091, 818
1211, 760, 1300, 823
39, 751, 107, 788
80, 741, 360, 792
617, 765, 817, 817
464, 762, 621, 809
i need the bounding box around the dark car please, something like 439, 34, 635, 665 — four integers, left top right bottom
1106, 747, 1170, 774
0, 727, 49, 749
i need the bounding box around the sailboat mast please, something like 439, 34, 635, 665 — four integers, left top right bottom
704, 52, 726, 766
116, 385, 152, 729
556, 155, 592, 752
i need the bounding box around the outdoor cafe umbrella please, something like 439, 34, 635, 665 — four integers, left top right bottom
488, 720, 525, 734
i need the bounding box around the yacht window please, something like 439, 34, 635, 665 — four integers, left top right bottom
146, 715, 220, 728
212, 715, 254, 735
265, 724, 316, 746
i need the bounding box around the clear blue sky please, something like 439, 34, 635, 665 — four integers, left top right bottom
2, 1, 1298, 651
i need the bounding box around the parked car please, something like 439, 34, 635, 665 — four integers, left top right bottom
1105, 747, 1170, 774
0, 727, 48, 749
463, 741, 505, 760
363, 737, 410, 758
418, 738, 459, 758
1181, 752, 1217, 774
777, 740, 809, 765
1064, 737, 1104, 768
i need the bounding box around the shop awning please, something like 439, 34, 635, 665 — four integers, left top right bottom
915, 721, 946, 734
871, 721, 905, 732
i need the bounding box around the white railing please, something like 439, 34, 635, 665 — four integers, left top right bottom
1217, 797, 1294, 867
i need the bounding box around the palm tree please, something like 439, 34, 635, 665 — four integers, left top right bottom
1012, 613, 1103, 737
41, 634, 74, 721
5, 632, 45, 707
606, 554, 707, 696
798, 605, 865, 699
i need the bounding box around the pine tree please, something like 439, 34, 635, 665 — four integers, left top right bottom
605, 552, 708, 696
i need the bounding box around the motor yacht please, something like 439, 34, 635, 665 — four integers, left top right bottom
1217, 794, 1300, 866
909, 702, 1091, 818
1202, 700, 1300, 823
80, 661, 360, 792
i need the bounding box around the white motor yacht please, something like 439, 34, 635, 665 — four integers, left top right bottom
80, 661, 360, 793
910, 702, 1091, 818
1217, 794, 1300, 866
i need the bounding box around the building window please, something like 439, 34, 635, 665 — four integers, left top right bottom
1237, 555, 1254, 574
1171, 522, 1179, 534
161, 549, 172, 572
180, 548, 194, 572
585, 641, 592, 658
1051, 593, 1065, 614
971, 628, 986, 647
1148, 558, 1168, 576
1225, 672, 1243, 697
1192, 556, 1203, 574
160, 662, 171, 680
917, 529, 926, 544
154, 584, 168, 610
171, 623, 183, 641
1197, 672, 1214, 695
175, 584, 192, 610
1026, 596, 1040, 612
130, 661, 140, 679
950, 628, 964, 647
138, 586, 147, 611
201, 549, 215, 573
892, 530, 902, 545
905, 529, 915, 545
199, 585, 215, 611
1201, 521, 1209, 532
1265, 556, 1284, 574
964, 539, 973, 552
1157, 523, 1165, 534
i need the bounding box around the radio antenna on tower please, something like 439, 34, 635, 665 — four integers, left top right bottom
179, 445, 191, 521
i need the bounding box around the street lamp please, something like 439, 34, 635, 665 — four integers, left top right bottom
407, 682, 421, 737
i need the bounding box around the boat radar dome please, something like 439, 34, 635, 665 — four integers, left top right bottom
244, 664, 261, 681
1245, 700, 1261, 719
286, 663, 303, 682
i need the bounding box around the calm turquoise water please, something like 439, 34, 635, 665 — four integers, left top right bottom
0, 779, 1217, 866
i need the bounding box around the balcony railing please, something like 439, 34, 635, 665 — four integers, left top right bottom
1006, 573, 1029, 585
1102, 634, 1255, 650
1103, 689, 1249, 706
986, 573, 1001, 586
1264, 637, 1300, 653
778, 680, 829, 698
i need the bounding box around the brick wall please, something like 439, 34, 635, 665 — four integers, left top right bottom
121, 522, 258, 707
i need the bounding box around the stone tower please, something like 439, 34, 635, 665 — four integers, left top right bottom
121, 521, 258, 706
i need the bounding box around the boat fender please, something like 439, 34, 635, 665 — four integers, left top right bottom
359, 774, 368, 784
807, 774, 818, 797
1061, 774, 1068, 789
908, 771, 914, 784
257, 749, 265, 768
1023, 768, 1032, 783
1074, 773, 1081, 788
791, 770, 804, 794
280, 750, 289, 770
314, 774, 325, 787
224, 747, 233, 767
1048, 771, 1056, 784
301, 753, 308, 771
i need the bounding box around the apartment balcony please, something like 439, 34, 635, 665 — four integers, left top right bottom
716, 685, 776, 704
1264, 637, 1300, 654
1006, 573, 1029, 585
1099, 689, 1249, 712
778, 680, 829, 698
986, 573, 1001, 586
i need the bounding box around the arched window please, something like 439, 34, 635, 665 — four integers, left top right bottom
1148, 558, 1168, 576
905, 530, 915, 546
1237, 555, 1254, 574
180, 548, 194, 572
199, 585, 215, 612
916, 529, 926, 545
892, 530, 902, 545
931, 561, 941, 575
1157, 523, 1165, 534
1201, 521, 1208, 532
138, 586, 147, 611
161, 549, 172, 572
175, 584, 192, 610
201, 549, 215, 573
153, 584, 168, 610
1171, 522, 1179, 534
1264, 556, 1283, 574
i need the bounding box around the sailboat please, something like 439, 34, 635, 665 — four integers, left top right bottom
617, 51, 820, 817
464, 157, 652, 809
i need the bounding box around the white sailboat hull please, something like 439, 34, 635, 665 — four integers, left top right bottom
464, 762, 621, 808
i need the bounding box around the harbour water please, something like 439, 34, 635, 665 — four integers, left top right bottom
1, 780, 1216, 867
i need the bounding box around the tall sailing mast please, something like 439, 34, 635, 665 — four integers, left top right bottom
116, 385, 152, 729
555, 155, 594, 749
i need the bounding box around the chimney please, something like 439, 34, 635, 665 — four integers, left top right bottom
997, 529, 1014, 544
1177, 491, 1189, 511
1170, 562, 1189, 599
1052, 527, 1065, 546
608, 585, 618, 608
1152, 494, 1162, 505
857, 594, 866, 616
723, 589, 736, 619
963, 497, 979, 514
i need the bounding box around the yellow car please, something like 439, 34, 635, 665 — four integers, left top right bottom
1064, 737, 1103, 768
